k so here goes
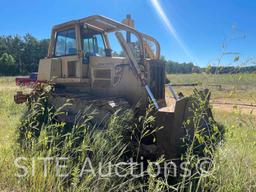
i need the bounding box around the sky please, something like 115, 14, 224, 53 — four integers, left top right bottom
0, 0, 255, 66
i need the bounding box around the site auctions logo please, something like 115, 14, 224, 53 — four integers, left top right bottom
14, 156, 213, 178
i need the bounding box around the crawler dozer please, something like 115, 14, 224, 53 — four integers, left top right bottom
14, 15, 214, 159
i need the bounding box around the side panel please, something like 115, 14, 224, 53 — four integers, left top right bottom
38, 58, 62, 81
38, 56, 83, 82
60, 56, 81, 78
89, 56, 148, 106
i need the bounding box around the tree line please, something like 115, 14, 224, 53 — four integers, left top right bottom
163, 59, 201, 74
0, 35, 255, 76
0, 34, 49, 75
162, 57, 256, 74
202, 65, 256, 74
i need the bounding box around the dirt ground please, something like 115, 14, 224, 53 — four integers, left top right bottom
165, 96, 256, 116
212, 100, 256, 116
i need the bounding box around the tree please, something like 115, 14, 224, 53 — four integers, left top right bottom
0, 53, 16, 75
0, 53, 15, 64
0, 34, 49, 76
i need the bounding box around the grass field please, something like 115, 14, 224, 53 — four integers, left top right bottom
167, 74, 256, 115
0, 77, 25, 190
0, 74, 255, 191
167, 74, 256, 191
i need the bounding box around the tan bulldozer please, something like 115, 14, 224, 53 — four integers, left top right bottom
14, 15, 214, 159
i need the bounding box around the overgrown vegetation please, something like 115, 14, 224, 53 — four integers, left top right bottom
7, 83, 222, 191
0, 76, 255, 191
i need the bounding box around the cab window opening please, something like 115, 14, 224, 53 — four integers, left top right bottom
81, 27, 106, 58
54, 28, 77, 57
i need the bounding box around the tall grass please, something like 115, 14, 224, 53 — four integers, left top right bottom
0, 77, 255, 191
15, 85, 135, 191
13, 85, 223, 191
0, 77, 25, 191
210, 111, 256, 191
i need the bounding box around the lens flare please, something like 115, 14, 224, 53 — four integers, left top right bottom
150, 0, 194, 60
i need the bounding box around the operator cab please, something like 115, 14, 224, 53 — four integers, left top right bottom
49, 23, 110, 80
37, 15, 164, 105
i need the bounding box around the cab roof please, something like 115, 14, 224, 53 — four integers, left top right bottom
51, 15, 160, 59
53, 15, 137, 33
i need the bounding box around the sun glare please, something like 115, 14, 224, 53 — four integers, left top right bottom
150, 0, 194, 60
